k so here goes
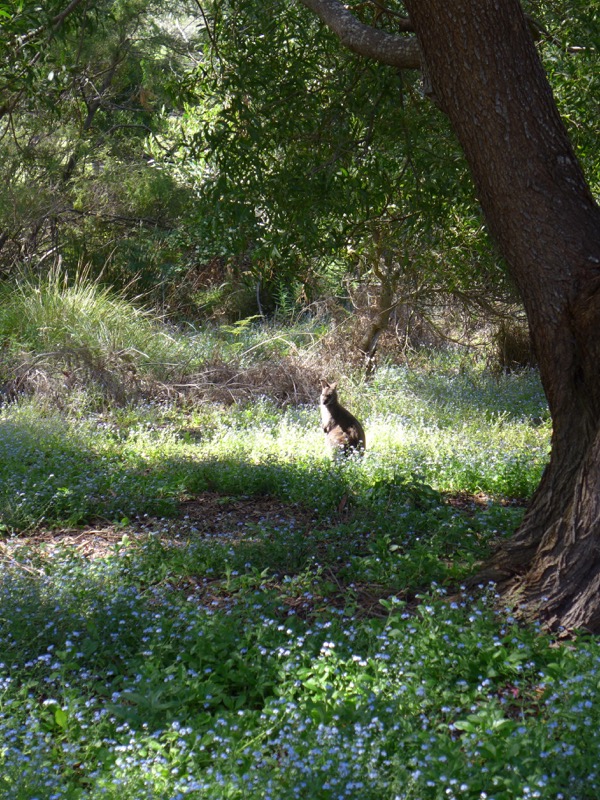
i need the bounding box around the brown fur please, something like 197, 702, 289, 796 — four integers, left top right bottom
319, 380, 366, 456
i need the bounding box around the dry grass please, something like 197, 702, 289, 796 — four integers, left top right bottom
493, 318, 535, 372
0, 346, 152, 406
174, 358, 323, 406
0, 348, 326, 408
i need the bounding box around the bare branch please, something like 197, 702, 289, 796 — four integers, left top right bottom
297, 0, 422, 69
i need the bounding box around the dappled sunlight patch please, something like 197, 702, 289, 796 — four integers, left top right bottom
443, 490, 527, 515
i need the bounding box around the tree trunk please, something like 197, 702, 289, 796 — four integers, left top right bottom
358, 237, 398, 379
402, 0, 600, 630
358, 277, 395, 379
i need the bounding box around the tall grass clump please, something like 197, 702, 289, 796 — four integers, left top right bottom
0, 266, 177, 362
0, 269, 327, 407
0, 266, 211, 409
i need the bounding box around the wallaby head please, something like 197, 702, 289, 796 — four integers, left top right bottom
320, 379, 338, 407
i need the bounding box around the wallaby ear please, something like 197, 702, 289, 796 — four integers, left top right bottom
320, 379, 330, 389
330, 382, 337, 391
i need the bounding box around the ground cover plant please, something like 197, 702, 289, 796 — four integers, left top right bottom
2, 279, 600, 799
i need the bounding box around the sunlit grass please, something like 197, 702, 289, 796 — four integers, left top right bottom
0, 266, 185, 364
0, 365, 549, 531
0, 267, 328, 366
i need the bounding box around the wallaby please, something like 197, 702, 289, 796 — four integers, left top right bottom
319, 380, 366, 457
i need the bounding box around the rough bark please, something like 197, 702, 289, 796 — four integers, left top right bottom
299, 0, 600, 630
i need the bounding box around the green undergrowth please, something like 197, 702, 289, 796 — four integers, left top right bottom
3, 334, 593, 800
1, 554, 600, 800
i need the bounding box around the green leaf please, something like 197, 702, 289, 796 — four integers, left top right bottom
54, 707, 68, 729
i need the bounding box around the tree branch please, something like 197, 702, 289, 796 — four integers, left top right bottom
12, 0, 88, 50
368, 1, 414, 31
297, 0, 422, 68
51, 0, 88, 29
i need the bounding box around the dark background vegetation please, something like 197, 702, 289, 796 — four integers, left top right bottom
1, 0, 596, 372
